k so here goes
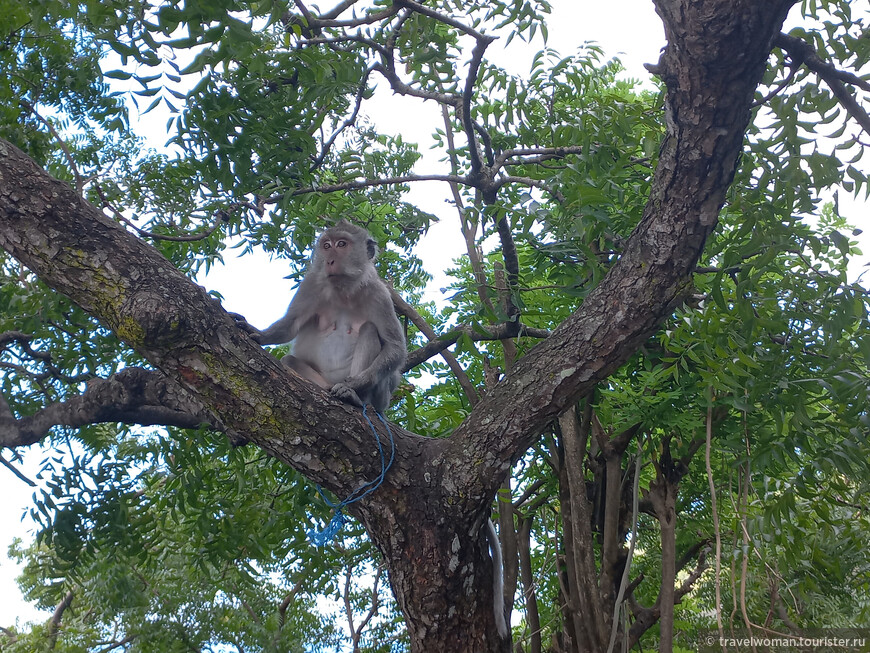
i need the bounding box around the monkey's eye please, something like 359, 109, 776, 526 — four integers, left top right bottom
322, 242, 331, 250
336, 240, 347, 248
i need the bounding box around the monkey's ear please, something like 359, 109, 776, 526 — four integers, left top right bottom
366, 237, 378, 260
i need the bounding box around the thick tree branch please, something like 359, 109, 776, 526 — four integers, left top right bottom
390, 288, 480, 405
460, 34, 496, 178
0, 139, 424, 502
0, 368, 215, 448
444, 0, 796, 504
494, 214, 521, 324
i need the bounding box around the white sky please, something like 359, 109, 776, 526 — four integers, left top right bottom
201, 0, 669, 326
3, 0, 867, 631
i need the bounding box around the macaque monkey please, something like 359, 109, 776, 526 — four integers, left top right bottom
239, 220, 406, 412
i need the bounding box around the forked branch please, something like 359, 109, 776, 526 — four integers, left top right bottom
277, 0, 578, 208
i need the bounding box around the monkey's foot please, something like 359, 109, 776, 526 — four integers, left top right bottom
331, 383, 364, 407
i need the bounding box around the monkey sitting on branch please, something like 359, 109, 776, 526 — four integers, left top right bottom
236, 220, 406, 412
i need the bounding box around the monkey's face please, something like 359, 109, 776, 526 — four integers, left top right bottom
319, 234, 361, 278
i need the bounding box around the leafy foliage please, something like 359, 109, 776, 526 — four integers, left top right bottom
1, 0, 868, 651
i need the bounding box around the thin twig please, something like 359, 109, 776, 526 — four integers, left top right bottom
494, 146, 584, 170
269, 173, 473, 204
497, 175, 565, 202
393, 0, 493, 41
404, 322, 550, 370
20, 100, 84, 194
607, 445, 642, 653
311, 66, 376, 170
390, 288, 479, 405
0, 453, 37, 486
774, 33, 870, 135
288, 3, 400, 30
93, 181, 228, 242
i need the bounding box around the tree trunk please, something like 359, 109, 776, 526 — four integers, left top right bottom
645, 436, 684, 653
656, 483, 678, 653
0, 0, 796, 650
499, 476, 520, 630
358, 499, 509, 652
518, 515, 542, 653
560, 407, 607, 651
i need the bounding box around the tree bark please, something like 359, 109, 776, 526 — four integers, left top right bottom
598, 423, 640, 627
443, 0, 796, 503
652, 472, 678, 653
560, 406, 607, 651
518, 515, 542, 653
0, 1, 796, 650
499, 476, 520, 631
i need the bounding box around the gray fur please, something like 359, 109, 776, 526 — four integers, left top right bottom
246, 220, 405, 412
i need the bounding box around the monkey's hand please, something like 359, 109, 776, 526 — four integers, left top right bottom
330, 382, 365, 408
229, 312, 264, 344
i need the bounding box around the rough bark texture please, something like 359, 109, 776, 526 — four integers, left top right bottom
0, 368, 212, 447
560, 407, 607, 650
0, 1, 795, 650
518, 514, 543, 653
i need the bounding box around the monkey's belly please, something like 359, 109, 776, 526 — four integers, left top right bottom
293, 322, 364, 383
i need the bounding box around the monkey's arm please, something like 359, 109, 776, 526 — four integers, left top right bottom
255, 310, 301, 345
236, 281, 317, 345
230, 305, 302, 345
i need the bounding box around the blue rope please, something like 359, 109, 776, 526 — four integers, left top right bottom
307, 405, 395, 546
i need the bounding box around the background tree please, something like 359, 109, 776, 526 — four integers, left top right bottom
1, 0, 868, 652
